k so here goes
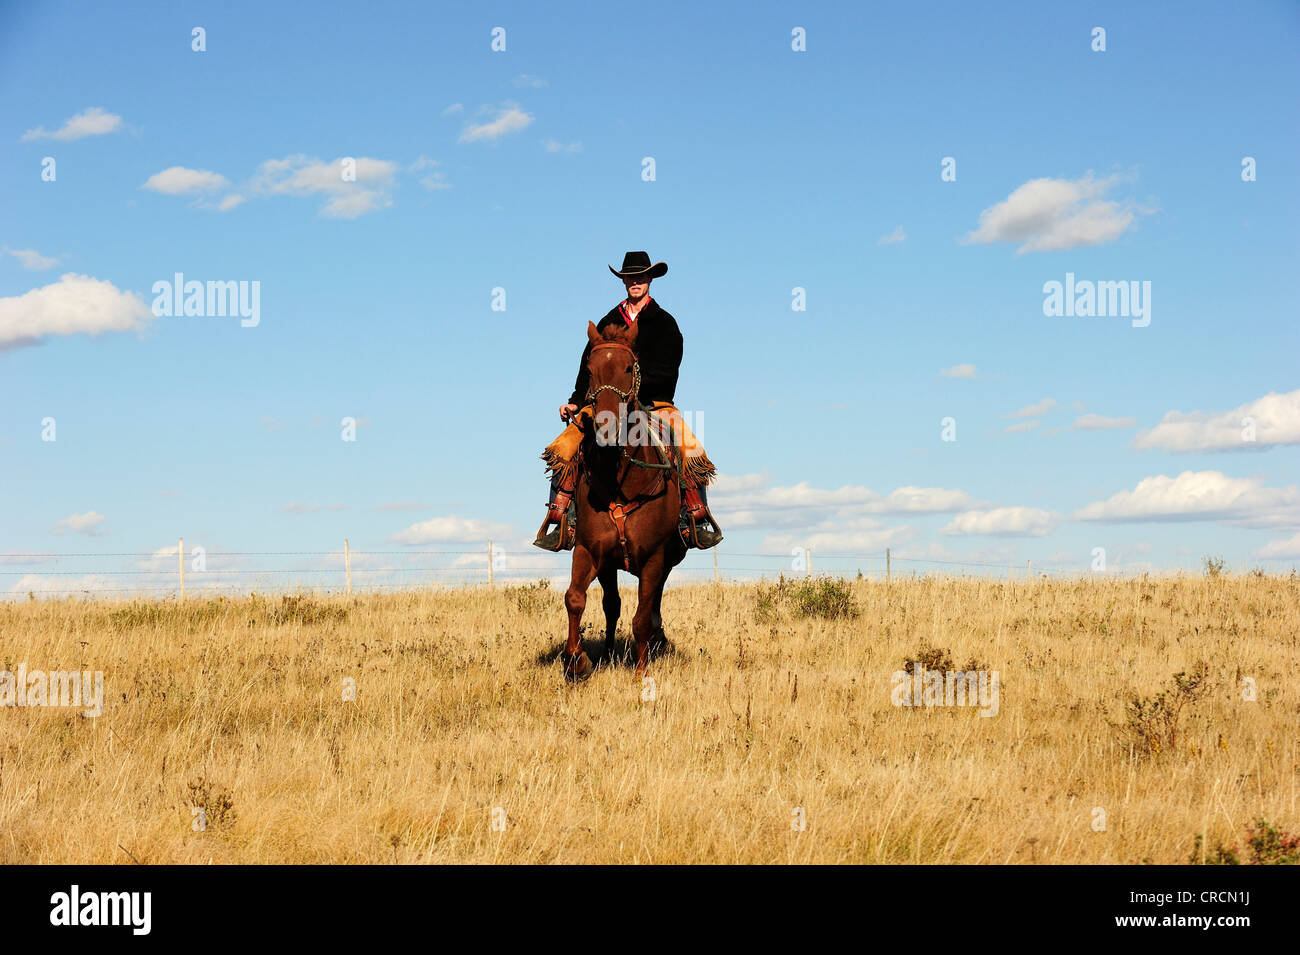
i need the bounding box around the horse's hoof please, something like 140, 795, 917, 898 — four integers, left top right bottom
564, 651, 593, 682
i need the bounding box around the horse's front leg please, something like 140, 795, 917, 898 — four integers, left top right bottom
632, 551, 665, 677
598, 562, 621, 663
564, 547, 599, 680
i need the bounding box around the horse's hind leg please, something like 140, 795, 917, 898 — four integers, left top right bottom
597, 562, 621, 663
649, 570, 669, 654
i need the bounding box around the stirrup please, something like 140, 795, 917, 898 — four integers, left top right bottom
681, 512, 723, 550
533, 506, 575, 551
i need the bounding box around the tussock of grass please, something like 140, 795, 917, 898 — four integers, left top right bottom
0, 575, 1295, 863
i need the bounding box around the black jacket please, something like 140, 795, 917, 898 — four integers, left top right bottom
567, 300, 682, 407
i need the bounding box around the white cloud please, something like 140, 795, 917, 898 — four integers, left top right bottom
410, 156, 450, 188
459, 105, 533, 143
711, 472, 974, 528
877, 226, 906, 245
320, 191, 385, 218
137, 545, 179, 571
143, 155, 398, 217
6, 573, 114, 598
1075, 470, 1300, 529
939, 363, 976, 379
711, 472, 975, 545
542, 139, 582, 153
1006, 397, 1057, 418
761, 517, 915, 555
142, 166, 229, 194
1134, 389, 1300, 452
53, 511, 107, 536
514, 74, 548, 88
4, 248, 59, 270
876, 486, 976, 513
442, 103, 463, 115
965, 172, 1145, 254
1004, 420, 1039, 434
280, 502, 346, 515
251, 154, 399, 218
0, 273, 152, 349
389, 515, 514, 545
1072, 413, 1136, 431
942, 507, 1059, 537
21, 106, 123, 142
0, 551, 56, 565
1254, 531, 1300, 560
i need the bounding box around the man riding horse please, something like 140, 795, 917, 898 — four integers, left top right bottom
534, 251, 723, 552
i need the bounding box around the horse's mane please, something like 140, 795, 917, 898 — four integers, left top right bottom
598, 322, 637, 348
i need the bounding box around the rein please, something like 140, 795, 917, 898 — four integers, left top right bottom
583, 342, 675, 473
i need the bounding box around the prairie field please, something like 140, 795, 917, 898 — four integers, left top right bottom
1, 573, 1296, 864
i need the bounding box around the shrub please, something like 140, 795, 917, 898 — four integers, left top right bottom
1191, 818, 1300, 865
186, 776, 237, 831
504, 579, 553, 615
903, 644, 955, 673
1125, 664, 1208, 756
266, 594, 348, 626
754, 576, 860, 622
108, 598, 230, 630
790, 577, 859, 619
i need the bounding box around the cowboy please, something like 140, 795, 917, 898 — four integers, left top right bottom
533, 251, 723, 552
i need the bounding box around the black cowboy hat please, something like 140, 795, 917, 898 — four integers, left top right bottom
608, 250, 667, 280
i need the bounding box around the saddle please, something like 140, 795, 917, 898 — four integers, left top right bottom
537, 403, 721, 557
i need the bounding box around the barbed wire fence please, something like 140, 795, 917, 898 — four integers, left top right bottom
2, 539, 1294, 600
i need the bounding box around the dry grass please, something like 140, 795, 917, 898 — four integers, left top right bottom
1, 574, 1296, 864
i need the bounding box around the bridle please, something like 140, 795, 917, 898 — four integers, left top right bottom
583, 341, 674, 472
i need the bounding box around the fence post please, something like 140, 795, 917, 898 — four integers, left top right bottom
713, 546, 719, 585
487, 539, 494, 587
886, 547, 891, 584
345, 538, 352, 595
179, 536, 185, 601
806, 545, 812, 578
1027, 559, 1031, 580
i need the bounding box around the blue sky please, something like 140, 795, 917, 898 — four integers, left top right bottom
2, 0, 1298, 595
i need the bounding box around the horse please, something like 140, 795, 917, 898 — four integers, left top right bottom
561, 319, 687, 680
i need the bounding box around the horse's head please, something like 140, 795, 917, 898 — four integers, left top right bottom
584, 320, 640, 432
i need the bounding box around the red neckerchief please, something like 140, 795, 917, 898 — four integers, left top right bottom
619, 294, 653, 326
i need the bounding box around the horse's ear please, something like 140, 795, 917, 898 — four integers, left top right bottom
625, 319, 640, 350
586, 321, 601, 346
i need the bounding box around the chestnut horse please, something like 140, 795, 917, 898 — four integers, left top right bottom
562, 319, 687, 680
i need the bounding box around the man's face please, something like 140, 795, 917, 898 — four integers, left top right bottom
623, 275, 651, 301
